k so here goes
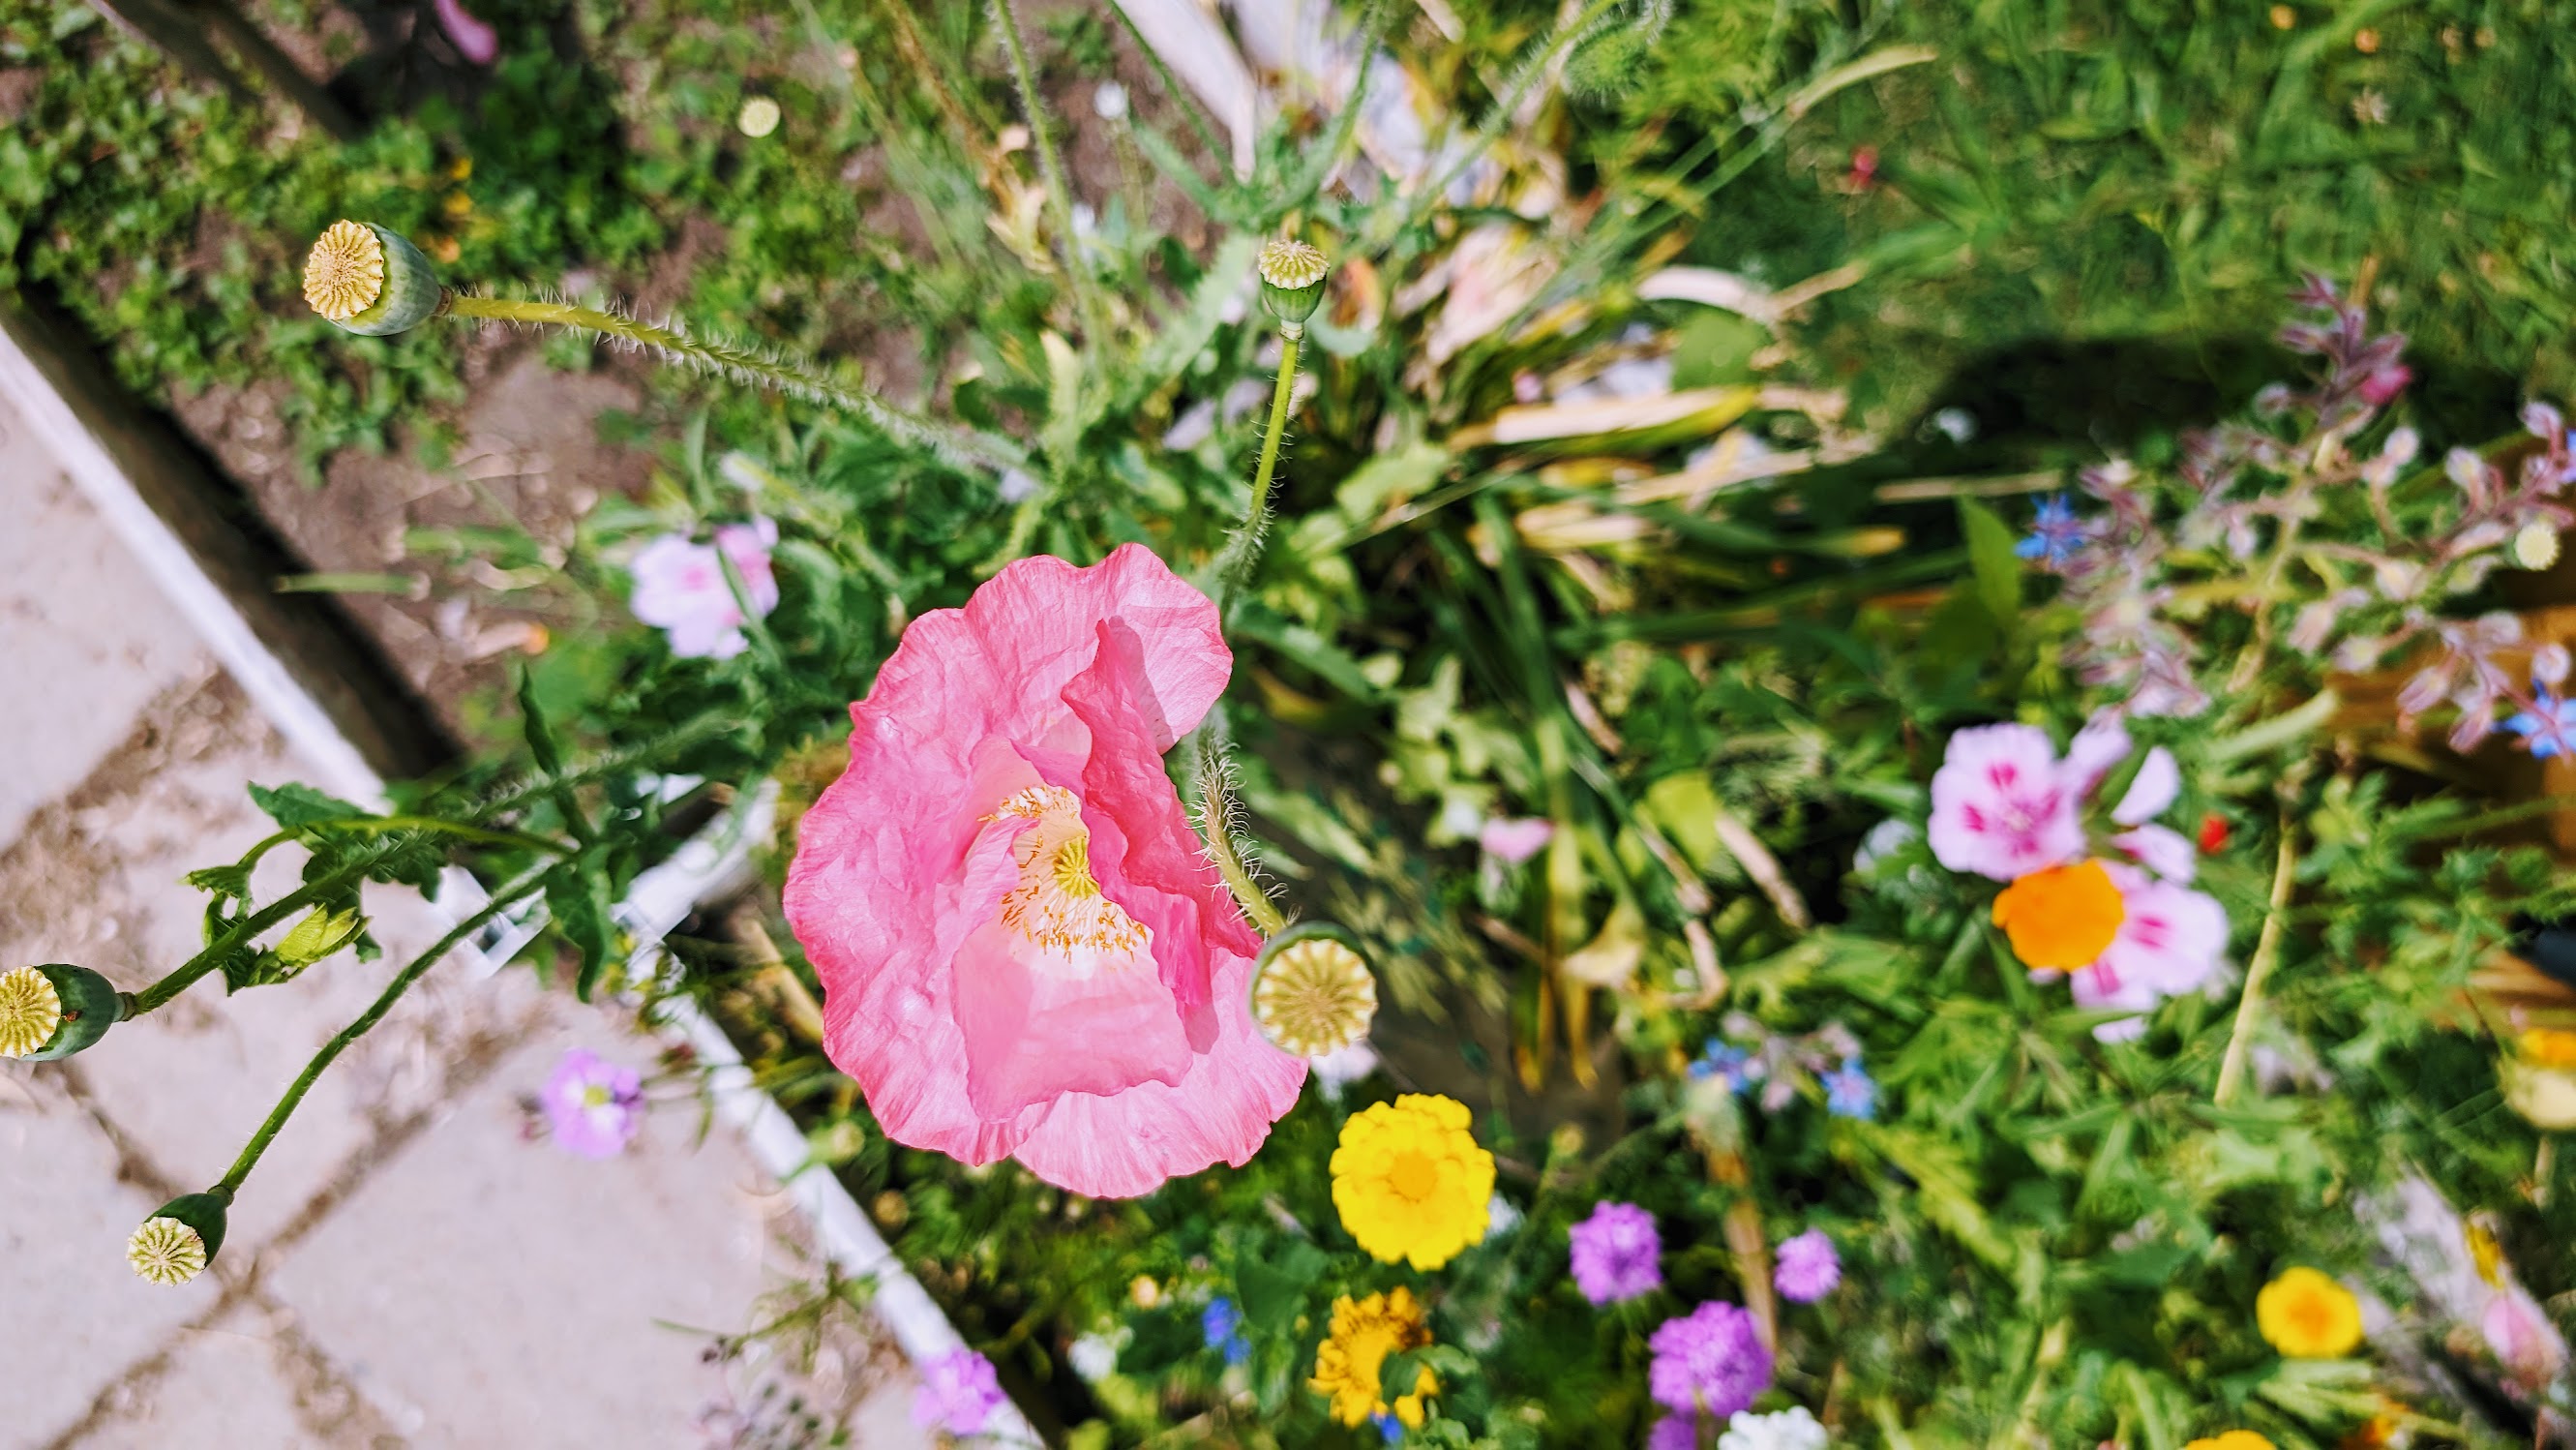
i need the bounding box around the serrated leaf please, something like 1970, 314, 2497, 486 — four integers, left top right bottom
186, 863, 253, 899
248, 781, 366, 831
549, 857, 622, 1001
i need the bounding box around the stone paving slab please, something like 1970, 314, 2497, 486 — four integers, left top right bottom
0, 379, 931, 1449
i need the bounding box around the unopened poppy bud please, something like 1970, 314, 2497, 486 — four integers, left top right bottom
1249, 923, 1377, 1058
128, 1192, 230, 1285
1256, 238, 1330, 333
304, 220, 446, 337
0, 963, 126, 1061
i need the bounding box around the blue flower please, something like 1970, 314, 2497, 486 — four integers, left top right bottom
2507, 686, 2576, 760
1201, 1296, 1251, 1366
1373, 1412, 1405, 1443
2014, 495, 2086, 571
1690, 1042, 1753, 1093
1822, 1060, 1877, 1121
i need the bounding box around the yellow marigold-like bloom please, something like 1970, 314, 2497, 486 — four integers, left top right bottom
303, 220, 387, 322
2257, 1267, 2365, 1359
1991, 859, 2124, 970
0, 965, 65, 1058
2185, 1435, 2276, 1450
127, 1217, 208, 1285
1251, 932, 1377, 1057
1331, 1094, 1493, 1270
1309, 1286, 1437, 1429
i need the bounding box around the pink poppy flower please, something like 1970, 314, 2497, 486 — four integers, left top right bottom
629, 519, 781, 660
2069, 864, 2229, 1041
1927, 724, 2084, 881
784, 545, 1306, 1198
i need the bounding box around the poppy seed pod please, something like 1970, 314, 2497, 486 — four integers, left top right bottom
1256, 238, 1330, 332
0, 963, 125, 1061
304, 220, 446, 336
128, 1192, 231, 1285
1249, 921, 1377, 1058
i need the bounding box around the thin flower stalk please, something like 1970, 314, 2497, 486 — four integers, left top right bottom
2214, 821, 2300, 1104
437, 295, 1025, 473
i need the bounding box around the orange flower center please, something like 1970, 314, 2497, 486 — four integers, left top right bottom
1992, 859, 2125, 970
2520, 1028, 2576, 1070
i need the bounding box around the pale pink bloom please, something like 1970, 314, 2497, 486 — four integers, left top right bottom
2483, 1289, 2569, 1385
434, 0, 498, 64
2069, 864, 2229, 1041
629, 519, 781, 660
2112, 824, 2197, 884
1480, 816, 1555, 865
1927, 724, 2083, 881
784, 546, 1305, 1198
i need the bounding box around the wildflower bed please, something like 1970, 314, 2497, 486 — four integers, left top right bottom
7, 0, 2576, 1447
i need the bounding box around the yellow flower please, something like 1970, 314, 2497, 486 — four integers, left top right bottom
2257, 1267, 2365, 1359
2186, 1435, 2276, 1450
1330, 1094, 1494, 1271
1991, 859, 2124, 970
1309, 1286, 1437, 1429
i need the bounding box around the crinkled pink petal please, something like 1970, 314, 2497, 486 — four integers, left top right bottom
2112, 824, 2197, 884
1927, 724, 2082, 881
2111, 745, 2179, 825
786, 546, 1299, 1198
434, 0, 498, 65
2096, 865, 2229, 995
1063, 619, 1260, 1037
1009, 943, 1306, 1197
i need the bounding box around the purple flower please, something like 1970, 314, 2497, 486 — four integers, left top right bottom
1569, 1201, 1663, 1306
540, 1048, 644, 1158
1822, 1060, 1877, 1121
1479, 816, 1556, 865
2507, 684, 2576, 759
1202, 1297, 1250, 1366
2358, 361, 2412, 408
1373, 1411, 1405, 1443
432, 0, 498, 64
1647, 1412, 1703, 1450
1773, 1229, 1842, 1303
1691, 1042, 1753, 1092
2015, 494, 2086, 571
913, 1347, 1006, 1436
1647, 1302, 1772, 1419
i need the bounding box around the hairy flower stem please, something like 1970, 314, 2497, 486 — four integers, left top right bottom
438, 296, 1023, 473
2214, 822, 2300, 1103
1212, 331, 1303, 618
214, 870, 544, 1200
988, 0, 1113, 347
1194, 738, 1286, 938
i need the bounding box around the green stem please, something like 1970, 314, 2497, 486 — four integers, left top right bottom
988, 0, 1113, 347
129, 851, 390, 1016
1194, 740, 1285, 937
463, 710, 737, 823
1213, 330, 1303, 616
2214, 822, 2300, 1104
214, 871, 546, 1198
439, 296, 1024, 473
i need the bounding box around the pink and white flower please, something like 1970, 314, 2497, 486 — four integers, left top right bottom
1479, 816, 1555, 865
2068, 864, 2231, 1041
1927, 724, 2084, 881
628, 518, 781, 660
784, 545, 1306, 1199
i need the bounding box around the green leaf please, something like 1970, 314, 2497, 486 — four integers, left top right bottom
185, 864, 253, 899
248, 781, 366, 831
1959, 497, 2022, 628
548, 856, 622, 1001
1235, 1239, 1329, 1334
